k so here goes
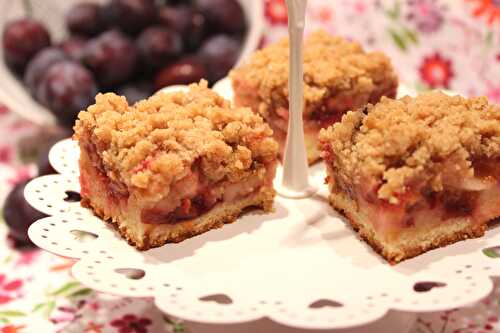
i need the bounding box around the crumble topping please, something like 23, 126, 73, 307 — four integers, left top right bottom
319, 91, 500, 203
74, 80, 278, 200
229, 30, 397, 116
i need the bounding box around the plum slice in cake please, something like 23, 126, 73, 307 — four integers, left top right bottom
230, 30, 398, 164
319, 92, 500, 264
74, 81, 279, 250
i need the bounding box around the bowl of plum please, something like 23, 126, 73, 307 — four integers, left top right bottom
0, 0, 263, 127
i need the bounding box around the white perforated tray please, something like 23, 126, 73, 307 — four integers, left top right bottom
26, 83, 500, 330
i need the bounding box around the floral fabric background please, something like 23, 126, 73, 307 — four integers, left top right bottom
0, 0, 500, 332
264, 0, 500, 102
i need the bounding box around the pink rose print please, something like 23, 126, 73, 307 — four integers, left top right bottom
110, 314, 152, 333
310, 5, 334, 24
467, 0, 500, 25
0, 274, 23, 305
0, 146, 13, 164
485, 82, 500, 102
15, 250, 40, 266
419, 52, 454, 88
265, 0, 288, 25
406, 0, 445, 33
0, 105, 9, 116
7, 166, 35, 186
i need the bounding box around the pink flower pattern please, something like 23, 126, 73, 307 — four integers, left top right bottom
0, 274, 23, 305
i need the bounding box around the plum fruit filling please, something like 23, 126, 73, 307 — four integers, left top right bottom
325, 152, 500, 237
81, 138, 276, 226
140, 168, 273, 224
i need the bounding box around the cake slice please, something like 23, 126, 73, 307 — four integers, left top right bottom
319, 92, 500, 264
74, 81, 279, 250
230, 30, 398, 164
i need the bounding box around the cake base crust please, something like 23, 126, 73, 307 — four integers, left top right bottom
82, 188, 275, 251
329, 189, 487, 264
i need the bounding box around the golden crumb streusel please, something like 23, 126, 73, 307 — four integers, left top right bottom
74, 81, 278, 200
319, 91, 500, 203
230, 30, 397, 117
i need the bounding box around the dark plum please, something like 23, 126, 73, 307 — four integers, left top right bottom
155, 57, 207, 90
107, 0, 156, 34
167, 0, 185, 4
82, 30, 138, 87
2, 18, 51, 72
59, 37, 88, 62
136, 26, 183, 71
3, 179, 47, 248
17, 125, 73, 165
195, 0, 246, 34
36, 126, 74, 176
37, 61, 97, 127
24, 47, 67, 95
65, 3, 105, 37
198, 35, 240, 83
157, 6, 206, 51
115, 80, 154, 104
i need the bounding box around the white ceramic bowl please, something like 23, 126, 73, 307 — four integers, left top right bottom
0, 0, 263, 125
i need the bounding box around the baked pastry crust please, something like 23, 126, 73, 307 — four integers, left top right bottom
319, 91, 500, 263
230, 30, 398, 164
74, 81, 279, 250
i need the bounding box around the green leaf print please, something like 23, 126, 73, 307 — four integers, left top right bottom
44, 300, 56, 318
68, 288, 93, 298
50, 281, 81, 296
0, 310, 27, 317
388, 29, 407, 51
485, 30, 493, 47
32, 303, 46, 312
482, 247, 500, 258
386, 1, 401, 20
402, 28, 419, 44
174, 323, 185, 332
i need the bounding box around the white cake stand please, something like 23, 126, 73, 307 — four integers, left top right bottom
25, 80, 500, 331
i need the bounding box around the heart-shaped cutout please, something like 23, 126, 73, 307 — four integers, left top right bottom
309, 299, 343, 309
64, 191, 81, 202
483, 246, 500, 258
199, 294, 233, 305
70, 230, 98, 242
114, 268, 145, 280
413, 281, 447, 292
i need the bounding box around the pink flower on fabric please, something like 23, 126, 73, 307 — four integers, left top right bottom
7, 166, 35, 186
485, 82, 500, 102
310, 5, 334, 23
265, 0, 288, 25
0, 105, 9, 116
467, 0, 500, 26
419, 52, 454, 88
15, 250, 40, 266
0, 274, 24, 305
110, 314, 152, 333
0, 146, 13, 164
407, 0, 445, 33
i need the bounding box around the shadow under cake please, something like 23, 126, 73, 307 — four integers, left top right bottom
230, 30, 398, 164
74, 81, 279, 250
319, 92, 500, 264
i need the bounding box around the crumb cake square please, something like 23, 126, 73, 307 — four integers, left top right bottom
319, 92, 500, 264
230, 30, 398, 164
74, 81, 279, 250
